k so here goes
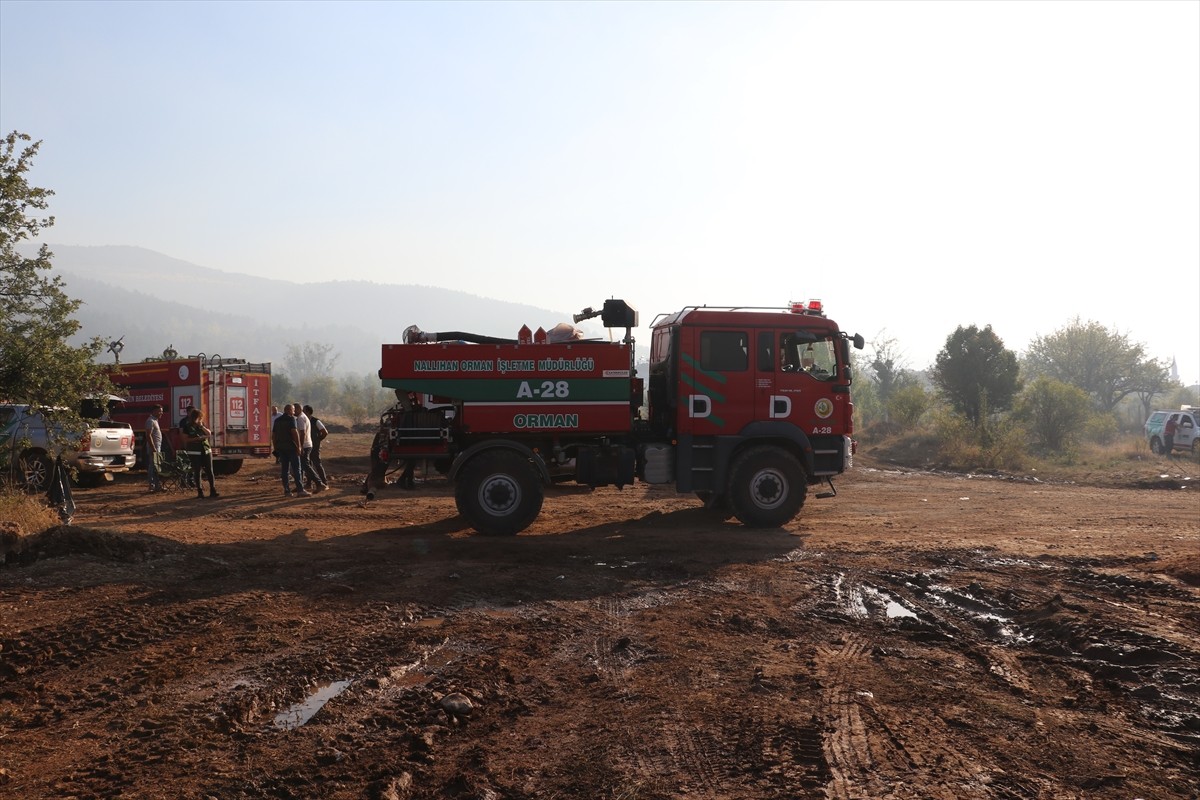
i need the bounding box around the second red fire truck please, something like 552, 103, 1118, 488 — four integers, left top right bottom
107, 355, 272, 474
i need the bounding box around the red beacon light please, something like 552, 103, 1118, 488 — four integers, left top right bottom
789, 298, 825, 316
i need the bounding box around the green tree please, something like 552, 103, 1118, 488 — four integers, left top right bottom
282, 341, 340, 385
295, 374, 337, 410
1023, 318, 1172, 414
336, 373, 394, 428
888, 384, 930, 427
271, 373, 294, 407
1, 131, 111, 417
1013, 376, 1091, 454
932, 324, 1020, 425
848, 349, 883, 428
869, 332, 917, 422
1131, 358, 1180, 422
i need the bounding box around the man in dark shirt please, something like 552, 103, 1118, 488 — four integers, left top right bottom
272, 404, 308, 497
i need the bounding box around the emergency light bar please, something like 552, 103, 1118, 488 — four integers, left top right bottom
790, 299, 824, 316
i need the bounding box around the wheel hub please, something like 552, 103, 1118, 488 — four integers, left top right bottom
750, 469, 787, 510
480, 474, 520, 515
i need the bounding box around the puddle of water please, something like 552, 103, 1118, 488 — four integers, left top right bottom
833, 574, 869, 618
273, 680, 352, 730
859, 584, 915, 621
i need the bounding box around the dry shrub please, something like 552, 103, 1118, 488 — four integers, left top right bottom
0, 489, 59, 536
978, 420, 1028, 471
0, 490, 59, 563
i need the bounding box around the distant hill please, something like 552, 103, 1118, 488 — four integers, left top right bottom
46, 245, 597, 376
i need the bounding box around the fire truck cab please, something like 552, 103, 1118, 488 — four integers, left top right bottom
645, 300, 863, 521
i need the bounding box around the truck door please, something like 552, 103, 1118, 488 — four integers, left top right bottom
1179, 413, 1198, 450
775, 330, 841, 435
676, 326, 753, 438
755, 330, 785, 423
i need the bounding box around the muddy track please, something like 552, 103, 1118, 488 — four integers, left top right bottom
1, 439, 1197, 799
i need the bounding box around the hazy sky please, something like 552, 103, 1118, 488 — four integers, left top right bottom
2, 0, 1198, 382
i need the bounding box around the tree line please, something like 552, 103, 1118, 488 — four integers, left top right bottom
853, 321, 1196, 460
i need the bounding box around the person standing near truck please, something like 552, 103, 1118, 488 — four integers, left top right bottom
182, 407, 219, 498
1164, 414, 1178, 457
269, 405, 283, 463
273, 404, 307, 497
145, 405, 164, 493
303, 404, 330, 491
293, 400, 326, 492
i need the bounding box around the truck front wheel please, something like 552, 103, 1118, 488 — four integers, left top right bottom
728, 446, 806, 528
455, 451, 544, 536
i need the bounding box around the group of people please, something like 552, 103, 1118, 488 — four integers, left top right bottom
141, 402, 331, 498
270, 403, 330, 497
142, 404, 220, 497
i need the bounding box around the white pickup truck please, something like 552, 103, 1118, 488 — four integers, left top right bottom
0, 403, 136, 489
1144, 406, 1200, 456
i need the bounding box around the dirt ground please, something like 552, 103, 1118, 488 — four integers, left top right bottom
1, 434, 1198, 800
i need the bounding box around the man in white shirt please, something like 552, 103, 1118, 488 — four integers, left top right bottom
294, 401, 327, 492
145, 405, 164, 492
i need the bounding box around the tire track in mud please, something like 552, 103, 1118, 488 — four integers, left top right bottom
2, 593, 465, 799
806, 548, 1200, 797
1, 594, 235, 680
544, 590, 718, 794
1015, 592, 1200, 751
591, 584, 732, 796
1, 591, 296, 798
531, 580, 835, 798
811, 569, 1012, 799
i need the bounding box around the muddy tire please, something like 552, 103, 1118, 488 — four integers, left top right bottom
1149, 437, 1164, 455
18, 449, 52, 492
455, 450, 543, 536
728, 445, 806, 528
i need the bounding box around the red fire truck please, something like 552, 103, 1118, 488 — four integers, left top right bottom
107, 355, 272, 474
370, 298, 864, 535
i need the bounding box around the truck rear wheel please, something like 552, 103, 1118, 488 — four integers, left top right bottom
728, 445, 806, 528
455, 451, 543, 536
